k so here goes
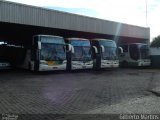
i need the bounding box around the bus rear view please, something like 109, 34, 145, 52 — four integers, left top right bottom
91, 39, 122, 69
65, 38, 93, 70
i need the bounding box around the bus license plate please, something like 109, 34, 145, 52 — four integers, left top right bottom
47, 61, 54, 66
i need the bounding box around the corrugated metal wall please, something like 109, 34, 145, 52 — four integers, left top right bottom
0, 1, 150, 40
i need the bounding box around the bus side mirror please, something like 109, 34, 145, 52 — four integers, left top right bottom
118, 47, 123, 54
71, 45, 74, 53
68, 44, 74, 53
38, 41, 41, 50
100, 45, 105, 53
67, 44, 72, 52
93, 46, 98, 53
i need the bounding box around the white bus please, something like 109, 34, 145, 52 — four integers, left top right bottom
119, 43, 151, 67
0, 42, 11, 69
91, 39, 123, 70
65, 38, 93, 70
18, 35, 67, 71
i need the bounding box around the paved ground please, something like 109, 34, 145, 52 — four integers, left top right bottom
0, 68, 160, 119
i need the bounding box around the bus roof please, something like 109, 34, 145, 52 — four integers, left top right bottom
120, 43, 148, 46
91, 38, 114, 42
66, 38, 89, 41
33, 35, 63, 39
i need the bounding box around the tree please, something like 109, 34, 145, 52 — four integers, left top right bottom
150, 35, 160, 47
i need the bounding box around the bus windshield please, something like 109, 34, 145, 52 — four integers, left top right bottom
40, 37, 66, 61
139, 44, 150, 59
100, 41, 117, 60
71, 40, 92, 61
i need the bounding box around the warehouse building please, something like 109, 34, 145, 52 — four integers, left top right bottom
0, 1, 150, 47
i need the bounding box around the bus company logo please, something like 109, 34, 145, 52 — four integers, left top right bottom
2, 113, 18, 120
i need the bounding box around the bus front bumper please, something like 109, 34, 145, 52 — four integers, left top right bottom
138, 60, 151, 66
39, 64, 67, 71
101, 60, 119, 68
72, 61, 93, 70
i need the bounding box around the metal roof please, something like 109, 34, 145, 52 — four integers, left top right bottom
0, 1, 150, 39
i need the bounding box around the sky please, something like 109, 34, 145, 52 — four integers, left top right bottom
5, 0, 160, 41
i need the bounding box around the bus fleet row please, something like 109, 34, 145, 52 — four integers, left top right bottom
0, 34, 151, 71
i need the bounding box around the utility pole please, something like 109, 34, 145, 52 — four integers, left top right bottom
145, 0, 148, 27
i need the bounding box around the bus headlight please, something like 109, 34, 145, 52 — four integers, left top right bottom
40, 61, 48, 65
